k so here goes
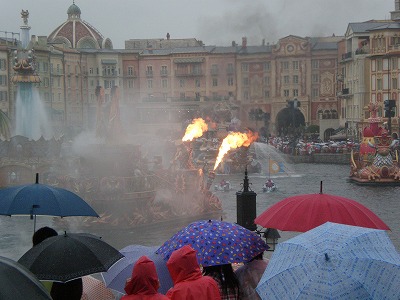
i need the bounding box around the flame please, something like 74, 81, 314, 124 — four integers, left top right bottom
213, 131, 258, 170
182, 118, 208, 142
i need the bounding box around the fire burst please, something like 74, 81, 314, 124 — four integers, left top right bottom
214, 131, 258, 170
182, 118, 208, 142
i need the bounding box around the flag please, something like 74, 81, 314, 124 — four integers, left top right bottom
269, 160, 285, 174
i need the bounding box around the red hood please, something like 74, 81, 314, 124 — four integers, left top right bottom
124, 256, 160, 295
166, 245, 202, 285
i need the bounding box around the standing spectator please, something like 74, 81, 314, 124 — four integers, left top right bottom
122, 256, 168, 300
234, 252, 268, 300
203, 264, 240, 300
32, 226, 58, 293
166, 245, 221, 300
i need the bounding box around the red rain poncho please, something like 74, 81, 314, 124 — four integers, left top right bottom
166, 245, 221, 300
122, 256, 168, 300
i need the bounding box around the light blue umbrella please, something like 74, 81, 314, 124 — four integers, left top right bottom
256, 222, 400, 300
101, 245, 173, 295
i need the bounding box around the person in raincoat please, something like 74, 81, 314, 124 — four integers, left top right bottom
234, 252, 269, 300
122, 256, 168, 300
203, 264, 240, 300
166, 245, 221, 300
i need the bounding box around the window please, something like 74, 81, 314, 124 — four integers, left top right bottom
293, 89, 299, 97
243, 77, 249, 86
264, 89, 270, 99
0, 59, 6, 70
180, 79, 185, 88
162, 79, 168, 88
264, 76, 270, 85
293, 61, 299, 70
195, 92, 201, 100
392, 78, 398, 90
227, 63, 234, 73
147, 79, 153, 89
312, 74, 319, 83
212, 78, 218, 87
147, 65, 153, 76
67, 78, 71, 88
312, 88, 319, 98
283, 75, 290, 84
377, 79, 382, 90
228, 77, 234, 86
56, 64, 60, 73
195, 79, 201, 88
128, 66, 134, 76
312, 60, 319, 69
284, 89, 289, 97
0, 75, 7, 86
44, 77, 49, 87
180, 92, 185, 99
128, 80, 134, 88
161, 66, 167, 76
281, 61, 289, 70
241, 63, 249, 72
264, 62, 271, 71
211, 64, 218, 75
293, 75, 299, 84
377, 59, 382, 71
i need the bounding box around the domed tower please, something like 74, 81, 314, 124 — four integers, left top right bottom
47, 1, 113, 49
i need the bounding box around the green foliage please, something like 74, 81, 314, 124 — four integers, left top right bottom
306, 125, 320, 133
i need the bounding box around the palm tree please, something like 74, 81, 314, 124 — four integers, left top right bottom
0, 110, 11, 140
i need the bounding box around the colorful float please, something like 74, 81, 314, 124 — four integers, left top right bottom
349, 102, 400, 185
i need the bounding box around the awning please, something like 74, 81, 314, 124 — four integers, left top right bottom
101, 59, 117, 64
174, 57, 204, 64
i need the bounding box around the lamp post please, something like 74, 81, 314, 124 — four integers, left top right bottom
263, 228, 281, 251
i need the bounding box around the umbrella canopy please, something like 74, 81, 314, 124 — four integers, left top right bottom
18, 232, 124, 282
102, 245, 173, 295
254, 188, 390, 232
0, 173, 99, 231
81, 275, 115, 300
156, 219, 268, 267
256, 222, 400, 300
0, 176, 99, 217
0, 255, 52, 300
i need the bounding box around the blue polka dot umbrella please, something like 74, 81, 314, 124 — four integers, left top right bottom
156, 219, 268, 267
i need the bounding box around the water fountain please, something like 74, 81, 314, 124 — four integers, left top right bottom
11, 10, 52, 140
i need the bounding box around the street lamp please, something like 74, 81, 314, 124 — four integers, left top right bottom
263, 228, 281, 251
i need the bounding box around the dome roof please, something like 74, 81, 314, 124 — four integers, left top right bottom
67, 4, 81, 17
47, 2, 113, 49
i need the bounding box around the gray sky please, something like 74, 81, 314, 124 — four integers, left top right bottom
0, 0, 395, 49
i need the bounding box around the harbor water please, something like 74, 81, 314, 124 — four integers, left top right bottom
0, 162, 399, 262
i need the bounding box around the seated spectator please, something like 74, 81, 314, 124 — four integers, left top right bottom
203, 264, 240, 300
122, 255, 168, 299
166, 245, 221, 300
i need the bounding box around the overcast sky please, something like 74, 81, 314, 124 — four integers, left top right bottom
0, 0, 395, 49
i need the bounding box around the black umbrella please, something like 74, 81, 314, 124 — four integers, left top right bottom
0, 256, 52, 300
18, 232, 124, 283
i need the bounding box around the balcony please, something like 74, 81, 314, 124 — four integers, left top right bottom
175, 69, 203, 77
342, 88, 349, 95
341, 52, 352, 61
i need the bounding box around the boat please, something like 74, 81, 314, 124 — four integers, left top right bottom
262, 180, 277, 193
214, 180, 233, 192
349, 102, 400, 185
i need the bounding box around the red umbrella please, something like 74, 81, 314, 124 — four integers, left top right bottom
254, 182, 390, 232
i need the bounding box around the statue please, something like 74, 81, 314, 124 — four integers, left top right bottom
21, 10, 29, 25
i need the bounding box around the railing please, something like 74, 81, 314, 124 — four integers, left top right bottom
175, 69, 203, 76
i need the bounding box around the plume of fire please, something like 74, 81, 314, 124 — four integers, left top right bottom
213, 131, 258, 170
182, 118, 208, 142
